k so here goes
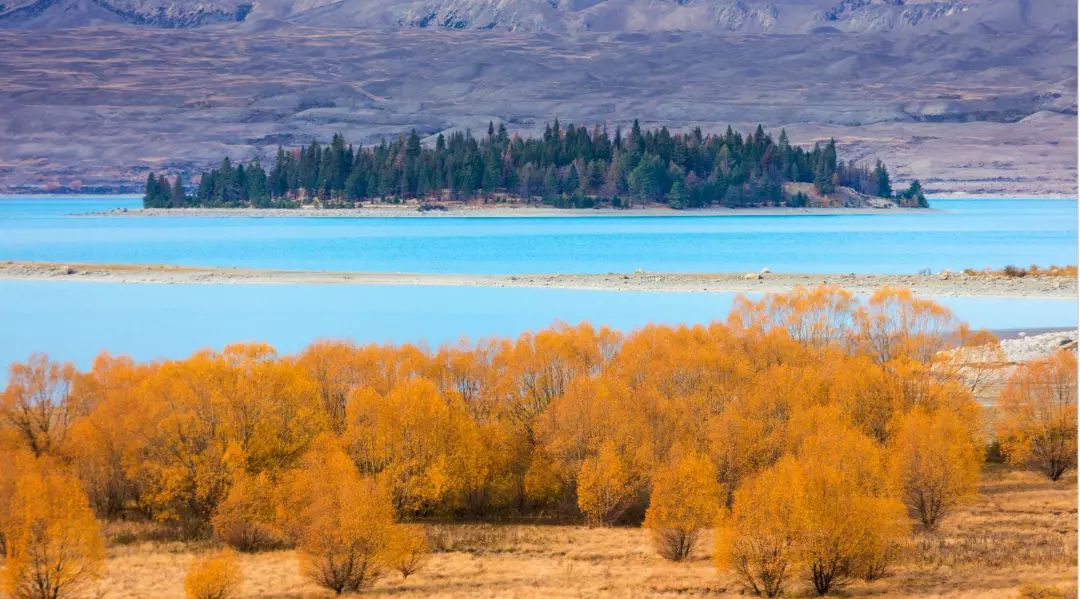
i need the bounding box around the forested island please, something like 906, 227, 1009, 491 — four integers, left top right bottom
143, 121, 928, 210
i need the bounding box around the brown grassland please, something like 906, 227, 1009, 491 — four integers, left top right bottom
88, 466, 1075, 598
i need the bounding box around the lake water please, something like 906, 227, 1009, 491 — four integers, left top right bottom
0, 196, 1076, 375
0, 196, 1076, 274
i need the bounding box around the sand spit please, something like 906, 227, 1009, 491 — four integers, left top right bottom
85, 205, 935, 218
1, 261, 1076, 299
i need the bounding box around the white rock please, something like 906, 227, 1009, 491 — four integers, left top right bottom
744, 272, 762, 280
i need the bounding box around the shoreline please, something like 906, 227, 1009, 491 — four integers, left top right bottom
84, 205, 939, 218
1, 261, 1076, 299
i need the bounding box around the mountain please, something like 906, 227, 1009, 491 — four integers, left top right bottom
0, 0, 1074, 196
1, 0, 1068, 33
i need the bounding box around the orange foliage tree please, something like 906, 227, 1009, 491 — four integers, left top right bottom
1, 456, 105, 599
0, 354, 79, 457
996, 350, 1078, 481
184, 549, 242, 599
887, 408, 983, 531
284, 438, 402, 594
643, 451, 722, 561
717, 416, 907, 596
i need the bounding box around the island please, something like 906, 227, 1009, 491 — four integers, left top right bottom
142, 121, 928, 211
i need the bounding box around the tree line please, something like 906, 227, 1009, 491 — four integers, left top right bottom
2, 286, 1072, 597
144, 121, 928, 210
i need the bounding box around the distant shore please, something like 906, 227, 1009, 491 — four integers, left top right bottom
83, 205, 938, 218
2, 261, 1075, 299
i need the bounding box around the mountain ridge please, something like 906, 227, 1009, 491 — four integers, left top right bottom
2, 0, 1067, 33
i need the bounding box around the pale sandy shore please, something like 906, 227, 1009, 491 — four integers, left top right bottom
85, 205, 935, 218
2, 261, 1075, 298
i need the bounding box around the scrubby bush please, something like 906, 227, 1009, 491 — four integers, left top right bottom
184, 549, 242, 599
643, 452, 722, 561
1, 456, 105, 599
386, 524, 431, 581
996, 350, 1078, 481
887, 408, 983, 531
211, 473, 289, 552
716, 421, 906, 596
289, 441, 398, 594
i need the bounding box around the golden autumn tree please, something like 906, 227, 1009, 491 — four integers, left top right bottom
493, 323, 620, 443
714, 459, 798, 598
887, 407, 983, 531
65, 353, 155, 517
729, 285, 858, 349
345, 378, 486, 515
184, 549, 242, 599
384, 524, 430, 581
707, 364, 816, 502
856, 287, 958, 364
534, 375, 651, 512
296, 340, 373, 434
133, 351, 241, 533
1, 457, 105, 599
211, 472, 289, 552
717, 417, 906, 596
285, 438, 399, 594
216, 343, 327, 475
996, 350, 1078, 481
0, 354, 79, 457
643, 451, 722, 561
576, 438, 645, 526
131, 343, 327, 534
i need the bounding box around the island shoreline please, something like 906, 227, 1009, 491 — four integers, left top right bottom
82, 205, 939, 218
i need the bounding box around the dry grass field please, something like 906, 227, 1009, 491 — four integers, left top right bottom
84, 466, 1075, 599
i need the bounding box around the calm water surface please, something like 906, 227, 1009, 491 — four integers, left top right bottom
0, 196, 1075, 274
0, 196, 1075, 375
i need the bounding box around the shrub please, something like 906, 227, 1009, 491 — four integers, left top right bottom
290, 441, 397, 594
643, 452, 722, 561
211, 473, 289, 552
576, 440, 642, 526
1, 457, 105, 599
996, 350, 1078, 481
887, 408, 983, 531
184, 549, 242, 599
716, 423, 906, 597
386, 524, 430, 581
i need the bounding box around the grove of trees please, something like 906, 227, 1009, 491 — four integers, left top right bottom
0, 286, 1073, 597
144, 122, 928, 210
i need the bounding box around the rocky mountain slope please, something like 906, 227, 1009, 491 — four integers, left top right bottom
0, 0, 1066, 33
0, 0, 1074, 195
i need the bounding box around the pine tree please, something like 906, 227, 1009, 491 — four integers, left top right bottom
170, 174, 186, 208
143, 173, 159, 208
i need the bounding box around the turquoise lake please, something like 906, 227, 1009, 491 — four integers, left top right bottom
1, 196, 1076, 274
1, 196, 1076, 374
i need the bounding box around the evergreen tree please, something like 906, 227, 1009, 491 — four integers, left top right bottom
872, 160, 892, 198
143, 173, 160, 208
170, 174, 186, 208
